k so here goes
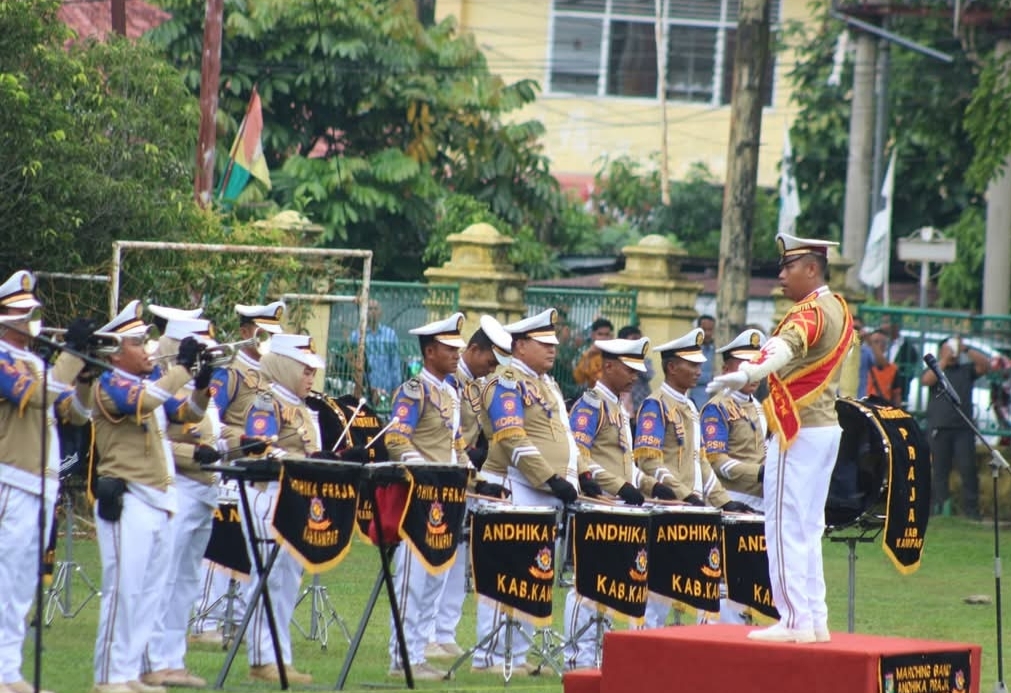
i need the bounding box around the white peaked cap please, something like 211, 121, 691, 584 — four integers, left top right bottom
504, 308, 559, 345
595, 337, 650, 372
269, 333, 325, 369
164, 318, 216, 345
99, 300, 149, 336
480, 314, 513, 366
409, 312, 466, 348
654, 327, 707, 363
147, 304, 203, 321
717, 328, 766, 360
776, 232, 839, 265
0, 270, 41, 310
235, 300, 286, 334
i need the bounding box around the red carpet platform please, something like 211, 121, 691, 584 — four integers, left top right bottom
563, 625, 981, 693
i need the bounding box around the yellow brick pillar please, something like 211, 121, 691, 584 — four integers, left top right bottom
602, 235, 703, 389
424, 223, 528, 338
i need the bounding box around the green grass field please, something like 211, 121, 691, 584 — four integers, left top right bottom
27, 515, 1009, 692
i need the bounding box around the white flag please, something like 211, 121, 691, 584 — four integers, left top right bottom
858, 149, 897, 288
778, 126, 801, 237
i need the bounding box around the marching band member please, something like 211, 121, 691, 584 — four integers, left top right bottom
91, 300, 212, 693
474, 308, 581, 674
701, 329, 768, 514
425, 315, 512, 663
238, 333, 324, 685
708, 233, 852, 644
563, 337, 673, 669
633, 327, 752, 629
191, 301, 285, 643
381, 313, 467, 681
0, 271, 94, 693
146, 304, 203, 338
701, 328, 768, 625
141, 319, 221, 689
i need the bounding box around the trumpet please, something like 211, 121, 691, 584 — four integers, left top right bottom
40, 324, 159, 355
154, 330, 271, 366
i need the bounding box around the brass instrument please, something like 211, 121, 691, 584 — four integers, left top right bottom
153, 329, 271, 367
40, 324, 159, 356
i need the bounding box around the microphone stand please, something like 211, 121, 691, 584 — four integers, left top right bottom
1, 322, 112, 693
929, 369, 1010, 693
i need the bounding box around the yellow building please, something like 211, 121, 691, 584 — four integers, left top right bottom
437, 0, 807, 189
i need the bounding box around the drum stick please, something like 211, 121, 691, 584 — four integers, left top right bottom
330, 397, 367, 453
466, 491, 514, 505
364, 416, 400, 448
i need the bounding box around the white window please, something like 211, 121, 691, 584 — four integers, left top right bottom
548, 0, 778, 105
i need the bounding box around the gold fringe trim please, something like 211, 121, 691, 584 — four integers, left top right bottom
490, 427, 525, 443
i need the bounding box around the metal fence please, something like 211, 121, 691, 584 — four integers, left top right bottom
857, 305, 1011, 437
525, 287, 638, 401
326, 281, 459, 413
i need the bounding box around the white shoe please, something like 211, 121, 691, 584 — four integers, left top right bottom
814, 626, 831, 642
747, 622, 816, 643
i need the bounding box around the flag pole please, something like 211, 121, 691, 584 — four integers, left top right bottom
217, 85, 258, 201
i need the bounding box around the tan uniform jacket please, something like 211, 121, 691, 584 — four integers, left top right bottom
210, 352, 270, 458
457, 365, 482, 449
0, 347, 91, 477
482, 362, 583, 487
633, 384, 730, 507
570, 385, 655, 496
93, 365, 206, 489
384, 371, 463, 464
700, 391, 765, 499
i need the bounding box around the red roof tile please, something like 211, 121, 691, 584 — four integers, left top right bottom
58, 0, 170, 42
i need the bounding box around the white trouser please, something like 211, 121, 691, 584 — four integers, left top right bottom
562, 590, 611, 669
94, 494, 172, 685
428, 547, 466, 647
764, 425, 840, 632
0, 484, 53, 684
473, 473, 564, 667
143, 481, 216, 673
192, 561, 248, 633
241, 483, 302, 667
642, 596, 677, 629
389, 543, 448, 668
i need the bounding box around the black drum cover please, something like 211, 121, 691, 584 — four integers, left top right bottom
305, 391, 384, 455
827, 396, 890, 527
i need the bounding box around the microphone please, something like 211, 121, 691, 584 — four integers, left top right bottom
331, 397, 367, 453
924, 353, 962, 407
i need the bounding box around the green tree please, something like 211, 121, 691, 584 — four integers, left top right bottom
148, 0, 577, 279
0, 0, 211, 274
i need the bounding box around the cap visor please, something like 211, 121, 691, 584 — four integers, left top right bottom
531, 335, 560, 345
620, 359, 647, 373
493, 353, 511, 366
294, 353, 325, 370
436, 336, 467, 348
5, 297, 41, 310
681, 353, 707, 363
730, 349, 761, 361
254, 321, 283, 334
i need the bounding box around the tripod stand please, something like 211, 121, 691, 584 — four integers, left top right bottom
43, 482, 100, 625
188, 570, 244, 649
444, 612, 565, 681
291, 573, 350, 650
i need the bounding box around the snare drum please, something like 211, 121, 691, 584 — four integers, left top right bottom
469, 503, 558, 626
720, 514, 778, 620
570, 501, 651, 621
647, 505, 723, 614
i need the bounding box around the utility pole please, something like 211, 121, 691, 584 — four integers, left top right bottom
715, 0, 770, 346
111, 0, 126, 36
194, 0, 224, 208
416, 0, 436, 27
655, 0, 670, 205
983, 38, 1011, 316
841, 32, 876, 293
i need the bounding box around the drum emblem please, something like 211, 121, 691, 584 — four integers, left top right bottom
630, 548, 648, 582
954, 670, 966, 691
427, 500, 447, 535
528, 546, 554, 580
702, 546, 722, 578
307, 497, 331, 531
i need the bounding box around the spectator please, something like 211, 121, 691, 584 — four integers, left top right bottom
551, 308, 583, 401
922, 335, 990, 519
864, 329, 901, 405
572, 317, 614, 390
618, 324, 654, 415
689, 314, 716, 406
350, 300, 401, 404
881, 315, 919, 403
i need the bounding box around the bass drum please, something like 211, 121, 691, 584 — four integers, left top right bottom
305, 391, 385, 459
825, 396, 890, 529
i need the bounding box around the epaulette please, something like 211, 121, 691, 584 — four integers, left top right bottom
496, 369, 517, 391
581, 388, 602, 408
400, 377, 423, 400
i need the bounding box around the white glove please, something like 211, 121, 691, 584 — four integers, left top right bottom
706, 371, 749, 395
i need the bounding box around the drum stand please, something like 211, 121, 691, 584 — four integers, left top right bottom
43, 485, 100, 625
188, 573, 244, 649
291, 573, 351, 649
826, 521, 882, 634
444, 612, 566, 682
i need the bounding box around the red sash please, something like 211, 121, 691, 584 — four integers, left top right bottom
763, 293, 853, 449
